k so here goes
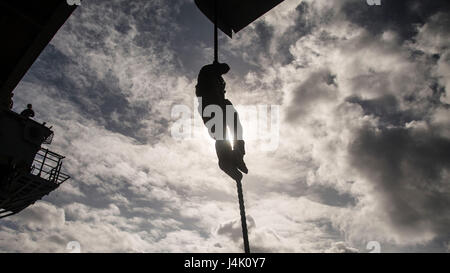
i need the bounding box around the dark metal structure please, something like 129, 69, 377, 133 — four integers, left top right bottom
0, 0, 78, 107
0, 147, 70, 219
0, 0, 77, 218
0, 110, 70, 218
195, 0, 284, 38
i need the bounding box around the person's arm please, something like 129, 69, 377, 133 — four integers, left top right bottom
199, 70, 223, 100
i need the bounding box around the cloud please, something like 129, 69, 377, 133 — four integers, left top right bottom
342, 0, 450, 42
346, 94, 416, 126
286, 68, 338, 122
216, 215, 256, 242
349, 125, 450, 244
14, 202, 66, 231
325, 241, 359, 253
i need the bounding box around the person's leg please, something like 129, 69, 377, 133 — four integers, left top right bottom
198, 95, 245, 180
224, 100, 248, 174
224, 99, 244, 151
200, 98, 226, 141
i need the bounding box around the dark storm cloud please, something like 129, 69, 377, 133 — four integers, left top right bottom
277, 0, 450, 247
254, 21, 275, 54
346, 94, 416, 126
349, 125, 450, 236
277, 1, 315, 65
305, 184, 357, 208
286, 69, 337, 122
292, 180, 357, 208
342, 0, 450, 42
264, 175, 358, 208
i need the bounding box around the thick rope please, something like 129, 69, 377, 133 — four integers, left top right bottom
214, 0, 218, 63
213, 0, 248, 253
236, 179, 250, 253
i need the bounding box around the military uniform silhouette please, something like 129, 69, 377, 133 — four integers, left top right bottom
20, 104, 35, 118
196, 62, 248, 181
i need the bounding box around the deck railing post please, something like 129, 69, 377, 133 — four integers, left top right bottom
38, 149, 48, 177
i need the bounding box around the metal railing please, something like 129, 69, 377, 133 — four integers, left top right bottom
30, 148, 70, 185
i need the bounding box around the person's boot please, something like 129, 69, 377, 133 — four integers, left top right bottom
219, 158, 243, 182
234, 140, 245, 155
216, 140, 243, 181
234, 152, 248, 174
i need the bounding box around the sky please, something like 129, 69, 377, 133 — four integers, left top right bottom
1, 0, 450, 253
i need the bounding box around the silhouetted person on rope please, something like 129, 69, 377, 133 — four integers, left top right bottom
20, 104, 35, 118
196, 61, 248, 182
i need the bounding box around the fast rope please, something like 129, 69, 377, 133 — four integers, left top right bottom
236, 180, 250, 253
214, 0, 218, 63
213, 0, 250, 254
